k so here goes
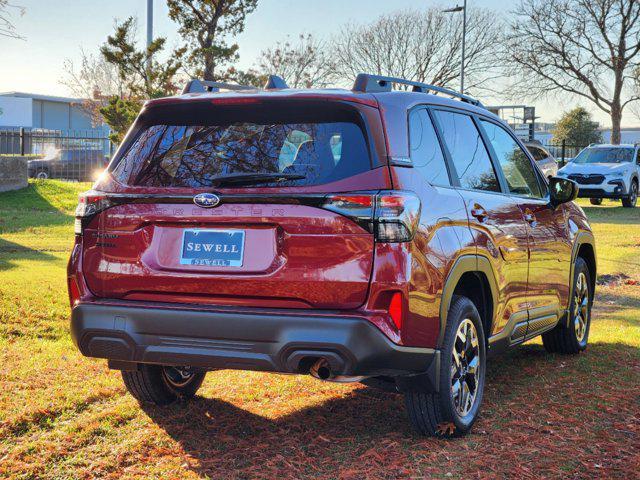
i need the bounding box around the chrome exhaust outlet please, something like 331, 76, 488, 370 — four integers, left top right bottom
309, 358, 367, 383
309, 358, 333, 380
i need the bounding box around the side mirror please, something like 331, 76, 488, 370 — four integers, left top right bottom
549, 177, 578, 207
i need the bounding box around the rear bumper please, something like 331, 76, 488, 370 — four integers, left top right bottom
70, 301, 438, 380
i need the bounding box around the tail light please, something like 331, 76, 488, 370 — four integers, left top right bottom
322, 191, 421, 242
74, 191, 113, 235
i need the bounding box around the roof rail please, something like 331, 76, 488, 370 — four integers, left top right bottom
352, 74, 483, 107
264, 75, 289, 90
182, 75, 289, 94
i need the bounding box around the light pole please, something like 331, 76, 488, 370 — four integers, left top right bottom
146, 0, 153, 71
443, 0, 467, 94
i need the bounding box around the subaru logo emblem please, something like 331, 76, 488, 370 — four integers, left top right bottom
193, 193, 221, 208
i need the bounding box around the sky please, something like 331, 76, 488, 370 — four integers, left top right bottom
0, 0, 637, 127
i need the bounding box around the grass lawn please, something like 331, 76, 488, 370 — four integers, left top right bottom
0, 181, 638, 479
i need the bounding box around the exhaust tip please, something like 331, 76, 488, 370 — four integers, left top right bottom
309, 358, 333, 380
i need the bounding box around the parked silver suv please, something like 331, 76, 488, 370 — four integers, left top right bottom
557, 144, 640, 207
524, 142, 558, 179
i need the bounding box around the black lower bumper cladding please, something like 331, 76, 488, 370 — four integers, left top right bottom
71, 302, 438, 381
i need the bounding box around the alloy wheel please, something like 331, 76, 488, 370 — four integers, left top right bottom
573, 272, 589, 343
451, 319, 481, 417
630, 183, 638, 206
162, 366, 195, 388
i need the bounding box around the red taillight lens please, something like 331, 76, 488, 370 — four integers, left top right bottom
375, 192, 421, 242
322, 191, 421, 243
388, 292, 404, 330
68, 277, 81, 308
74, 190, 113, 235
322, 194, 375, 232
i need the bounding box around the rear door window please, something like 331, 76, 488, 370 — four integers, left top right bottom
409, 108, 450, 186
527, 146, 547, 162
113, 115, 371, 188
433, 110, 500, 192
481, 120, 542, 198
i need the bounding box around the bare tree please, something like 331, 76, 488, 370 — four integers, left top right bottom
331, 8, 502, 92
60, 49, 127, 125
0, 0, 24, 39
506, 0, 640, 144
258, 34, 335, 88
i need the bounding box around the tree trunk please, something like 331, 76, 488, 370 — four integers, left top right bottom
610, 104, 622, 145
203, 57, 215, 81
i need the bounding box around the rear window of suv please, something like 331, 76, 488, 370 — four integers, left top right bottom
111, 104, 372, 188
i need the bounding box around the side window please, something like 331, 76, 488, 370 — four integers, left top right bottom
433, 110, 500, 192
408, 108, 450, 186
528, 146, 546, 162
636, 148, 640, 165
480, 120, 542, 198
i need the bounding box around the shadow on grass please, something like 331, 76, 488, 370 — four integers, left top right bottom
0, 237, 57, 271
141, 341, 639, 478
0, 183, 75, 234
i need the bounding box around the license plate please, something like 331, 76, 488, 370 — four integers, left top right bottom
180, 229, 245, 267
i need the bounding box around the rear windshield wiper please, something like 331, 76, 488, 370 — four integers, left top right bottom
209, 172, 306, 187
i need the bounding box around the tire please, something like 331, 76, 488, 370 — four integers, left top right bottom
35, 169, 49, 180
622, 180, 638, 208
542, 257, 592, 354
404, 295, 486, 437
589, 198, 603, 206
121, 364, 206, 405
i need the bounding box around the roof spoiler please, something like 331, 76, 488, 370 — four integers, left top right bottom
182, 75, 289, 94
352, 73, 483, 107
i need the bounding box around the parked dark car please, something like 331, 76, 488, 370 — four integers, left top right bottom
28, 148, 108, 181
68, 74, 596, 437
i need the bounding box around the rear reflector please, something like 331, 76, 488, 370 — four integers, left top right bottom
388, 292, 404, 330
68, 277, 81, 308
322, 190, 421, 242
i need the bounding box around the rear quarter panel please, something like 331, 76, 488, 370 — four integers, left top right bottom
388, 167, 474, 347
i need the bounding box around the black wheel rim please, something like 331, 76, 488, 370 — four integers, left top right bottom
451, 319, 481, 417
162, 366, 195, 388
574, 272, 589, 343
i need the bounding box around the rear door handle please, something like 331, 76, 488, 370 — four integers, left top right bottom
471, 206, 488, 221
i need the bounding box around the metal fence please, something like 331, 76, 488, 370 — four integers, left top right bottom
0, 128, 114, 182
539, 139, 586, 165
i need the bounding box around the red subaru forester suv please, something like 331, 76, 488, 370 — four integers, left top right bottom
69, 74, 596, 437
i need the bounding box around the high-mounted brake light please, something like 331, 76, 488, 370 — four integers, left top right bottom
210, 97, 261, 105
74, 191, 113, 235
322, 190, 421, 243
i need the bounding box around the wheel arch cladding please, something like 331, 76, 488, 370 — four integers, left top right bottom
438, 255, 498, 348
577, 242, 596, 297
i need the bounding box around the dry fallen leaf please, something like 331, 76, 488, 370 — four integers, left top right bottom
436, 422, 456, 436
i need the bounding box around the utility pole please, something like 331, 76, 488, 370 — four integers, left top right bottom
444, 0, 467, 94
146, 0, 153, 71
